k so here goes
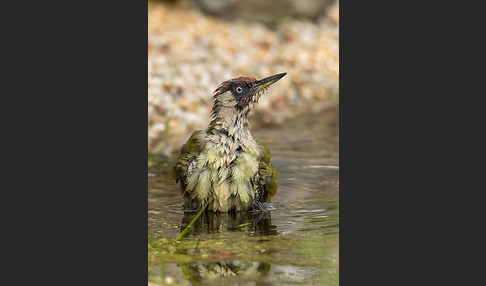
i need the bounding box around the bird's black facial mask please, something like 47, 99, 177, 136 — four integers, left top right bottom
230, 82, 253, 108
212, 73, 286, 111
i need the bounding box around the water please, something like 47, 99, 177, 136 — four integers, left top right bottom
148, 106, 339, 285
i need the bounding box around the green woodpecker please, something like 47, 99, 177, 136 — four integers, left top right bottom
171, 72, 286, 212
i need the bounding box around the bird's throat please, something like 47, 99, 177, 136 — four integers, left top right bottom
207, 107, 250, 137
206, 112, 260, 159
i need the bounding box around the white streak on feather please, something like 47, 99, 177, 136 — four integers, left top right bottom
196, 170, 211, 201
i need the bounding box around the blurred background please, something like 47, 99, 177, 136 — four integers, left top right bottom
148, 1, 339, 284
148, 0, 339, 156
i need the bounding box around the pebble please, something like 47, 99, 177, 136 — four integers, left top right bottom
148, 2, 339, 155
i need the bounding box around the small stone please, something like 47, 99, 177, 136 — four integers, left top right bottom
148, 2, 339, 154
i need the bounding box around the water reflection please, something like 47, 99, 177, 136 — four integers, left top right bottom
181, 258, 271, 284
181, 211, 277, 235
178, 211, 276, 283
148, 106, 339, 285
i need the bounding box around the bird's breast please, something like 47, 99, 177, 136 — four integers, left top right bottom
185, 135, 263, 211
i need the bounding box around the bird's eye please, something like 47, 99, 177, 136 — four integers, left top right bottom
235, 86, 243, 93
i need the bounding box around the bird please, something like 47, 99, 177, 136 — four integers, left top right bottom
170, 72, 286, 212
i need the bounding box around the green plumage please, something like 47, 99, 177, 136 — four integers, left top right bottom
170, 131, 279, 212
170, 73, 286, 212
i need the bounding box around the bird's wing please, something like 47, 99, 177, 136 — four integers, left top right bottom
255, 139, 279, 202
170, 130, 207, 195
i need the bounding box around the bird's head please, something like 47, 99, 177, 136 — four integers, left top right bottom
211, 72, 286, 116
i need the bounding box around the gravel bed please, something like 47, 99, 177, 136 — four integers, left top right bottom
148, 1, 339, 155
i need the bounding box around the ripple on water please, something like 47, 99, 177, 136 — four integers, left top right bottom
148, 106, 339, 285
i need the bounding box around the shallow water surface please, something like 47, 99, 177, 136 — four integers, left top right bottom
148, 106, 339, 285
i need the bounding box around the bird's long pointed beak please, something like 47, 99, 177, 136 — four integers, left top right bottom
254, 72, 287, 93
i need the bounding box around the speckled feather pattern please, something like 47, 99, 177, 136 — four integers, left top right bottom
171, 78, 278, 212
